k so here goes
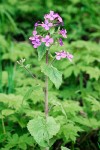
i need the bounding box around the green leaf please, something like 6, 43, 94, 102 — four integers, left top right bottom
46, 116, 60, 139
27, 117, 49, 147
61, 146, 70, 150
18, 143, 27, 150
27, 116, 60, 147
37, 43, 46, 61
2, 109, 14, 116
41, 64, 62, 89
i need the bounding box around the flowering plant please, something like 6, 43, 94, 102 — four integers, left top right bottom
29, 11, 73, 62
17, 10, 73, 150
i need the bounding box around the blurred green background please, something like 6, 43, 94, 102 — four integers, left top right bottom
0, 0, 100, 150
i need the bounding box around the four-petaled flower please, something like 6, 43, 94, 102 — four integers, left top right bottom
32, 38, 41, 48
41, 20, 53, 30
29, 30, 41, 48
59, 29, 67, 38
44, 11, 58, 21
42, 35, 53, 47
44, 11, 63, 23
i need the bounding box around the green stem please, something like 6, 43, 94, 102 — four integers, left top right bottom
23, 66, 36, 79
22, 65, 40, 86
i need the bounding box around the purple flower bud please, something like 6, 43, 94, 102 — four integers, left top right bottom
34, 21, 40, 30
34, 22, 39, 27
59, 38, 63, 46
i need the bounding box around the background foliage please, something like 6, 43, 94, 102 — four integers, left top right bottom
0, 0, 100, 150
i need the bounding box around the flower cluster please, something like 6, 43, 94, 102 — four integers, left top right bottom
29, 10, 73, 61
55, 51, 73, 61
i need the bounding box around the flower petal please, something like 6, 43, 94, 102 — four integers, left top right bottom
56, 55, 61, 60
45, 42, 50, 47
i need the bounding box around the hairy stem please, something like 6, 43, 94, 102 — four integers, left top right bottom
45, 50, 49, 120
45, 51, 49, 150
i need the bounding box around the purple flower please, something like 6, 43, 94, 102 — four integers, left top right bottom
32, 38, 41, 48
55, 13, 63, 23
61, 51, 67, 58
44, 11, 63, 23
34, 21, 40, 30
59, 38, 63, 46
55, 50, 73, 61
55, 51, 67, 60
44, 11, 58, 21
41, 20, 53, 30
59, 29, 67, 38
29, 31, 41, 48
55, 52, 62, 60
42, 35, 53, 47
